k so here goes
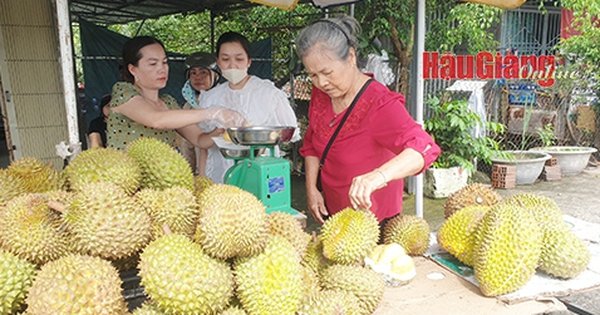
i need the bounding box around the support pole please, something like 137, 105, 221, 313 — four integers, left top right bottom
55, 0, 81, 160
415, 0, 426, 218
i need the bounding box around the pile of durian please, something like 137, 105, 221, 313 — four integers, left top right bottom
0, 138, 432, 315
438, 183, 592, 297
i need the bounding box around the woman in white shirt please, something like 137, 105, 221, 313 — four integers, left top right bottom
198, 32, 299, 183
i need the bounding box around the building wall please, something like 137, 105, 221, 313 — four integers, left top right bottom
0, 0, 68, 169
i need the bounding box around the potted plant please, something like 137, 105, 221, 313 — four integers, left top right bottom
424, 97, 505, 198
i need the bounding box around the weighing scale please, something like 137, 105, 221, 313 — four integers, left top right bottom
215, 126, 304, 219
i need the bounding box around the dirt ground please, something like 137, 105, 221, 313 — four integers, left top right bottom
292, 165, 600, 315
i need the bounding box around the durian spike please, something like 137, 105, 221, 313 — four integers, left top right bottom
47, 200, 66, 213
161, 223, 173, 235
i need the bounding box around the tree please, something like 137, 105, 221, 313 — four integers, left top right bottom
557, 0, 600, 97
354, 1, 501, 95
107, 5, 321, 84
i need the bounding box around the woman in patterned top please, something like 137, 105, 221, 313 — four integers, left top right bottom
106, 36, 244, 150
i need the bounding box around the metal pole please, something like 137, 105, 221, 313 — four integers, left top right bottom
350, 3, 355, 17
55, 0, 81, 157
415, 0, 426, 218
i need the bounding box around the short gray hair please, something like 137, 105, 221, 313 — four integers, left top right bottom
296, 15, 361, 61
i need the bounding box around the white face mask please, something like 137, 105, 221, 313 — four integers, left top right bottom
221, 68, 248, 85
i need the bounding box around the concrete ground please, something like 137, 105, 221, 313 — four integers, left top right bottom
292, 164, 600, 315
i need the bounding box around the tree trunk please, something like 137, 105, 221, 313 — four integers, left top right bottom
388, 15, 411, 96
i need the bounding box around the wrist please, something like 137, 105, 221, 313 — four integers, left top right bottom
375, 169, 388, 187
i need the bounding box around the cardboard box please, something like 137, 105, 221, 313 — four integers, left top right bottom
373, 257, 566, 315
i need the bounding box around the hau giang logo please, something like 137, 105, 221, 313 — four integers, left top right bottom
423, 52, 578, 87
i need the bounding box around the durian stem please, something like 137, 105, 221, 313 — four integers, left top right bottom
48, 200, 66, 213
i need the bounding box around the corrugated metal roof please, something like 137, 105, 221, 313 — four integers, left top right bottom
69, 0, 302, 24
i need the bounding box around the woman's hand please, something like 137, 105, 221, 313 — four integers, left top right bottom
204, 107, 246, 127
307, 187, 328, 224
348, 169, 387, 210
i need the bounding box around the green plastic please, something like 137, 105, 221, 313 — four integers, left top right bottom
224, 145, 300, 216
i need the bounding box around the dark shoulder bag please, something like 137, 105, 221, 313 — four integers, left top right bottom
317, 78, 373, 191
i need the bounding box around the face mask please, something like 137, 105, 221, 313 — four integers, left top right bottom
221, 68, 248, 85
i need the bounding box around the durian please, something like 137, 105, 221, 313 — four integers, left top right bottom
383, 215, 430, 256
195, 184, 267, 259
136, 187, 199, 240
234, 236, 304, 315
219, 306, 247, 315
132, 303, 165, 315
319, 208, 379, 265
64, 182, 151, 260
437, 205, 490, 266
320, 264, 385, 315
63, 148, 141, 194
7, 157, 61, 193
473, 203, 543, 296
444, 183, 501, 218
301, 234, 331, 276
127, 137, 194, 190
194, 175, 214, 200
0, 169, 25, 207
0, 193, 71, 265
297, 290, 362, 315
267, 212, 310, 256
539, 225, 590, 279
26, 254, 128, 315
0, 249, 36, 315
139, 234, 233, 315
500, 193, 563, 227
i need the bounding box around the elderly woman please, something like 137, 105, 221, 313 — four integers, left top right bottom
296, 16, 441, 224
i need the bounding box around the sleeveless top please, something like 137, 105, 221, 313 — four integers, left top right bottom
107, 82, 179, 150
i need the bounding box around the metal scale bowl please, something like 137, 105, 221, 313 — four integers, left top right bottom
217, 126, 302, 218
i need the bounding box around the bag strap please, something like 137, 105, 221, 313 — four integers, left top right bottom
320, 78, 373, 168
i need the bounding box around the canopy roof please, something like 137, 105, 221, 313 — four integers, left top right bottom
70, 0, 311, 24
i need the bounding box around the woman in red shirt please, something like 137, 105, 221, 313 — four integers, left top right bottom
296, 16, 441, 224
